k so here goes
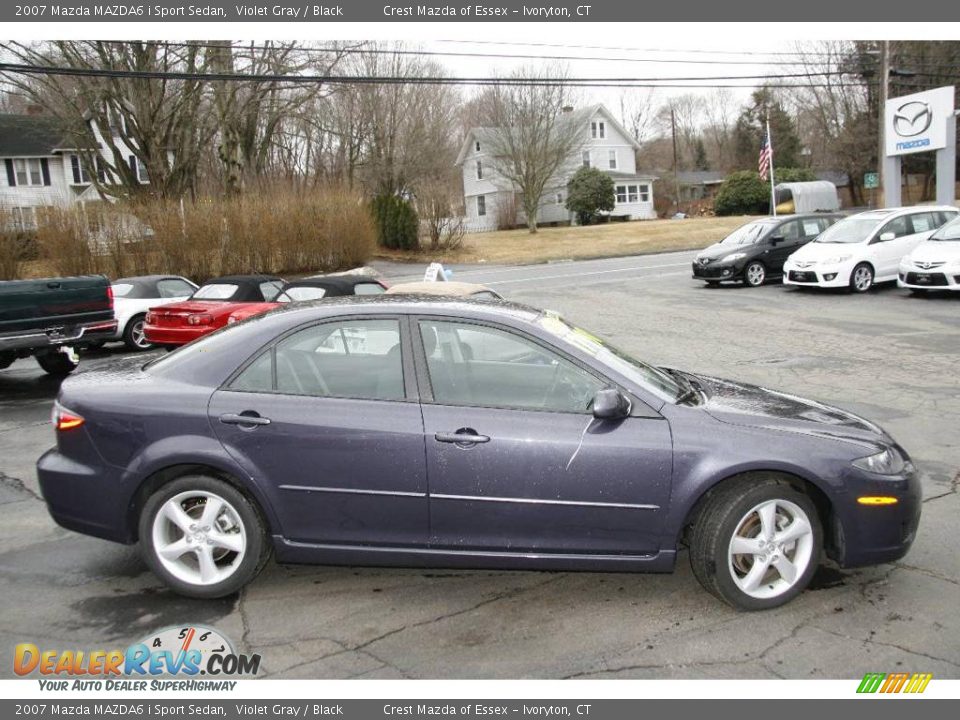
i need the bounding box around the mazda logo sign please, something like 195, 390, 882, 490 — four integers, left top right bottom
893, 101, 933, 137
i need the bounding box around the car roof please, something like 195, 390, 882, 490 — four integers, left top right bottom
205, 275, 283, 285
285, 276, 382, 290
386, 281, 496, 296
851, 206, 958, 220
267, 293, 538, 323
114, 275, 191, 285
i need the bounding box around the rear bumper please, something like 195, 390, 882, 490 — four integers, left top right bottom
36, 447, 133, 544
0, 320, 118, 353
142, 324, 211, 346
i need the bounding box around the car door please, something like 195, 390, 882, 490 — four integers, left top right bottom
766, 219, 804, 273
414, 318, 673, 556
869, 215, 911, 279
208, 316, 429, 547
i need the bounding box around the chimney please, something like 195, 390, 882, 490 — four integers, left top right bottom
562, 105, 574, 114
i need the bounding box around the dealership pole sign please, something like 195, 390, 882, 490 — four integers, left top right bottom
883, 86, 956, 206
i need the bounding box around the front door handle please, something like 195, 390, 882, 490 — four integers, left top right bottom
220, 412, 271, 427
435, 429, 490, 446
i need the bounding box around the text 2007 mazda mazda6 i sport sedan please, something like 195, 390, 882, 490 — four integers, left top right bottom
37, 297, 920, 610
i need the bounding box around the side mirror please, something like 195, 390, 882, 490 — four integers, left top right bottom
878, 232, 896, 242
769, 234, 784, 245
592, 388, 631, 420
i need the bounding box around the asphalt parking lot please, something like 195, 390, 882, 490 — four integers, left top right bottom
1, 248, 958, 679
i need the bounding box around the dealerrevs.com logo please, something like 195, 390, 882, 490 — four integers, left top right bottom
14, 625, 261, 691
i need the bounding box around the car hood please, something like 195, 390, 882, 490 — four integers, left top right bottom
906, 240, 960, 264
695, 243, 753, 262
692, 373, 889, 448
788, 240, 863, 262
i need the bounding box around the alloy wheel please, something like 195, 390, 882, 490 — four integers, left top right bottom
151, 491, 247, 586
745, 263, 766, 287
727, 498, 814, 600
852, 266, 873, 292
132, 320, 151, 349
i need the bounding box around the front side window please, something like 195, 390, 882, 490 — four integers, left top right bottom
419, 320, 606, 414
157, 279, 196, 298
230, 319, 404, 401
259, 281, 284, 301
878, 216, 910, 240
193, 283, 239, 300
777, 220, 802, 242
353, 282, 386, 295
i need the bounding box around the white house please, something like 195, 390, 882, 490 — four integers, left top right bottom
0, 111, 148, 230
455, 104, 657, 232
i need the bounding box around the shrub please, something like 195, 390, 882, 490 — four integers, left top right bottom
714, 168, 818, 216
566, 167, 615, 225
371, 194, 420, 251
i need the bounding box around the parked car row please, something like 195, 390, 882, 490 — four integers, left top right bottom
694, 206, 960, 294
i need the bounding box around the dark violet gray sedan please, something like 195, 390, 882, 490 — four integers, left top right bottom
37, 296, 920, 610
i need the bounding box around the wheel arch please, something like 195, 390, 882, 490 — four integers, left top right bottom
679, 469, 839, 560
127, 463, 276, 543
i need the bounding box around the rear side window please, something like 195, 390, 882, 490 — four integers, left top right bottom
112, 283, 134, 298
801, 219, 823, 237
229, 319, 404, 401
157, 279, 195, 298
353, 282, 386, 295
280, 286, 327, 302
909, 213, 938, 234
194, 284, 239, 300
259, 281, 284, 301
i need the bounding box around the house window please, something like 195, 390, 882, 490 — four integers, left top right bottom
591, 121, 606, 139
608, 150, 617, 170
475, 140, 481, 152
11, 207, 37, 231
129, 155, 149, 183
477, 195, 486, 217
476, 159, 483, 180
615, 185, 640, 204
581, 151, 590, 168
556, 193, 563, 205
639, 183, 650, 202
14, 159, 44, 186
70, 155, 92, 184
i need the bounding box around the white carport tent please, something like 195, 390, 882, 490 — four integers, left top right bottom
775, 181, 840, 213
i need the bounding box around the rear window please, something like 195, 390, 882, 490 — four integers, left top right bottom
193, 284, 239, 300
280, 286, 327, 302
112, 283, 134, 298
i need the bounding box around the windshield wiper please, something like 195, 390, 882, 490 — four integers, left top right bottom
663, 367, 700, 405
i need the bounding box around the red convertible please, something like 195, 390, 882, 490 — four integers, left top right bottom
143, 275, 284, 347
225, 275, 388, 324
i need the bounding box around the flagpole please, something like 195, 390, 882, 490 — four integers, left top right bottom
766, 117, 777, 217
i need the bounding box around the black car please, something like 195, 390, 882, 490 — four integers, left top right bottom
693, 214, 843, 287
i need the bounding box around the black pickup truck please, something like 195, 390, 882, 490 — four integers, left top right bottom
0, 275, 117, 376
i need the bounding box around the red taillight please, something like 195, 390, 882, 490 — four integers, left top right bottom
52, 402, 84, 431
145, 311, 155, 324
106, 284, 114, 309
378, 280, 391, 290
187, 313, 213, 326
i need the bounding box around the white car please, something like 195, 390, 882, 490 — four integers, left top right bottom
783, 206, 959, 293
899, 215, 960, 293
109, 275, 197, 350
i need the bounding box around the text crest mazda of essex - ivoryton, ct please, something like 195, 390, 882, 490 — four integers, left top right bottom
37, 295, 921, 610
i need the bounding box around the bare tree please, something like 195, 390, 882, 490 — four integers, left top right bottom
619, 89, 658, 146
701, 88, 738, 172
481, 65, 586, 233
1, 41, 212, 200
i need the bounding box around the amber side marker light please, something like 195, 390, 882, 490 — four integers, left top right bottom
857, 496, 899, 506
52, 403, 85, 431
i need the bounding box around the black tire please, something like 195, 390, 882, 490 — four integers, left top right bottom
35, 350, 79, 376
139, 474, 271, 599
689, 475, 822, 611
849, 263, 874, 293
706, 281, 721, 287
743, 261, 766, 287
123, 314, 153, 351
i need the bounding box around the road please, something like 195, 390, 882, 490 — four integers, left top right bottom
1, 249, 958, 679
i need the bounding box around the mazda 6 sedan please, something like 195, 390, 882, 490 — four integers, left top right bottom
37, 296, 920, 610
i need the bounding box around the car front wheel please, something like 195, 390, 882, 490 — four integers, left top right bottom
139, 475, 271, 598
743, 261, 766, 287
689, 476, 822, 610
850, 263, 874, 293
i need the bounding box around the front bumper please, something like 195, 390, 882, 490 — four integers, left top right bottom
834, 462, 922, 568
782, 261, 852, 288
898, 266, 960, 291
691, 261, 743, 282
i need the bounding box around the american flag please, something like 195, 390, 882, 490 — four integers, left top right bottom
758, 129, 772, 181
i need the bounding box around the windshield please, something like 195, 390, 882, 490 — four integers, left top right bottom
537, 313, 683, 403
719, 221, 771, 246
192, 283, 239, 300
277, 286, 328, 303
814, 216, 882, 244
930, 217, 960, 242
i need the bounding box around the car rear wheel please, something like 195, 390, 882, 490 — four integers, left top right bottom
743, 261, 766, 287
139, 475, 271, 598
123, 314, 153, 351
850, 263, 874, 293
35, 348, 79, 376
689, 476, 821, 610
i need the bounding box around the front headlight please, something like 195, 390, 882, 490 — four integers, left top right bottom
723, 253, 747, 263
852, 447, 906, 476
823, 254, 852, 265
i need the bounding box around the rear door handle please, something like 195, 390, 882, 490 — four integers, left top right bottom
435, 429, 490, 445
220, 412, 271, 427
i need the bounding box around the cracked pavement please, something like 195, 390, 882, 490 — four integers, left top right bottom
1, 249, 958, 679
